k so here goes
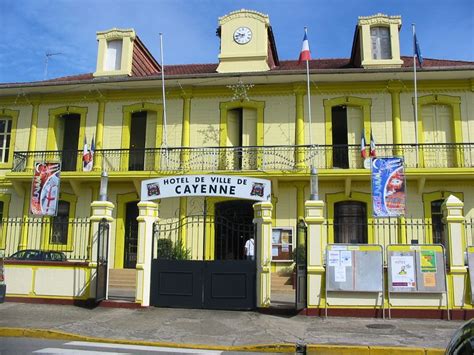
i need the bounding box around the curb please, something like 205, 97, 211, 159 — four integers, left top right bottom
0, 327, 295, 353
0, 327, 445, 354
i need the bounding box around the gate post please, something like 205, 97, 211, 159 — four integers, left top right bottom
304, 200, 325, 310
136, 201, 159, 307
253, 201, 272, 308
89, 200, 114, 299
442, 195, 466, 307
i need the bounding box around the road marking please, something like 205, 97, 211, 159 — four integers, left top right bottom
33, 348, 130, 354
66, 341, 223, 354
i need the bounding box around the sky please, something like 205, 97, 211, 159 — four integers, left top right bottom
1, 0, 473, 83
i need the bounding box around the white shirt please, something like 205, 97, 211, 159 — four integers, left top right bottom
244, 238, 255, 256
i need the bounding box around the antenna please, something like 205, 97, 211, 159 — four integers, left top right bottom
44, 51, 63, 80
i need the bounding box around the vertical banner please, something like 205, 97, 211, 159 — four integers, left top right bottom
371, 157, 406, 217
30, 162, 61, 216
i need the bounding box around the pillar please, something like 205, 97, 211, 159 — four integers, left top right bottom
253, 201, 272, 308
93, 100, 106, 171
135, 201, 159, 307
442, 195, 466, 307
388, 82, 403, 157
26, 102, 39, 172
305, 200, 325, 308
180, 94, 192, 170
295, 90, 306, 169
88, 200, 114, 299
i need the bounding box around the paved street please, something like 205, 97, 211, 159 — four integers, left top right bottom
0, 302, 463, 351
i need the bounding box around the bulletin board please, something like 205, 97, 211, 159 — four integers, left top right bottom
386, 244, 449, 320
325, 244, 384, 318
467, 246, 474, 304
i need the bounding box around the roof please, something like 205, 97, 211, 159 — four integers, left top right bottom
2, 57, 473, 87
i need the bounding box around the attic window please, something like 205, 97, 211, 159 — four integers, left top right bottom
105, 40, 123, 70
370, 27, 391, 60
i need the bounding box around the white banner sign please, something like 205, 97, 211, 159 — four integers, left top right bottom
141, 175, 271, 202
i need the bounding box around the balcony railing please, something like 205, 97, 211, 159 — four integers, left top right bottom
11, 143, 474, 173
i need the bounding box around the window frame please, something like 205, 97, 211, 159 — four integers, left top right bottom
0, 109, 18, 169
370, 26, 392, 60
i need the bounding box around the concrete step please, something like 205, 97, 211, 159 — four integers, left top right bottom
108, 269, 137, 289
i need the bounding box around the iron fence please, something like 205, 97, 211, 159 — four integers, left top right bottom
0, 217, 90, 261
324, 217, 441, 262
12, 143, 474, 173
465, 218, 474, 247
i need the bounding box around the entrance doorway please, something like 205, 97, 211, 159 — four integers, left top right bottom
60, 114, 80, 171
214, 200, 254, 260
124, 201, 139, 268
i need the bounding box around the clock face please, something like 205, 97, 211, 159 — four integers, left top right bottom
233, 27, 252, 44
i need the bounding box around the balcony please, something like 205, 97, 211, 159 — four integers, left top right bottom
11, 143, 474, 173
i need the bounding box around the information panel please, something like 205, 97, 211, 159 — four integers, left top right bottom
387, 245, 446, 293
326, 244, 383, 292
467, 246, 474, 304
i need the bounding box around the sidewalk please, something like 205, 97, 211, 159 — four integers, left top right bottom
0, 302, 462, 352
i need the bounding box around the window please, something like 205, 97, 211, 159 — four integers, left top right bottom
50, 201, 70, 245
334, 201, 368, 244
371, 27, 391, 59
431, 199, 445, 245
0, 119, 12, 163
105, 40, 123, 70
272, 227, 293, 260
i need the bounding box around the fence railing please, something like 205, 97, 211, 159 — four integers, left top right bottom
12, 143, 474, 173
0, 217, 90, 261
465, 219, 474, 247
324, 218, 440, 262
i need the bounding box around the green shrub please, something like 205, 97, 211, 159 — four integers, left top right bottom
156, 238, 190, 260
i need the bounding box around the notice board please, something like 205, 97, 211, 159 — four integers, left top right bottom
387, 245, 446, 293
326, 244, 383, 292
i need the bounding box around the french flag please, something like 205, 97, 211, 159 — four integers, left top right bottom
370, 131, 376, 157
361, 132, 367, 159
298, 30, 311, 64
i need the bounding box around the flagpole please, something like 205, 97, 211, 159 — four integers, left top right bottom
160, 33, 168, 149
412, 24, 419, 168
305, 27, 313, 147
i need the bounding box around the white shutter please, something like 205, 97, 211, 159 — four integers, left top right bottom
227, 110, 240, 147
105, 40, 122, 71
242, 108, 257, 146
435, 105, 452, 144
422, 105, 436, 143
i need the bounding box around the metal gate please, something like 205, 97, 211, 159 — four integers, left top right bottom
95, 218, 109, 303
150, 214, 256, 310
295, 219, 307, 311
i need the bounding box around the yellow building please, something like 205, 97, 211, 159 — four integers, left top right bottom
0, 10, 473, 318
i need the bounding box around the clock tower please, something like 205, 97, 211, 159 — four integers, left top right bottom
216, 9, 279, 73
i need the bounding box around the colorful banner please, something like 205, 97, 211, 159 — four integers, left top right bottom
371, 157, 406, 217
141, 175, 271, 202
30, 162, 61, 216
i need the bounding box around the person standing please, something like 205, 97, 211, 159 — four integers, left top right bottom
244, 237, 255, 260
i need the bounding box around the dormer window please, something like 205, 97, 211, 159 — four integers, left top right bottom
105, 40, 123, 70
371, 27, 391, 59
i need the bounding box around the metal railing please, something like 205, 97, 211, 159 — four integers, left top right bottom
12, 143, 474, 173
465, 218, 474, 247
0, 217, 90, 261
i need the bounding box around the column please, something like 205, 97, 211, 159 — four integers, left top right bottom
93, 100, 106, 171
305, 200, 325, 309
135, 201, 159, 307
295, 89, 306, 169
442, 195, 466, 307
88, 200, 114, 299
253, 201, 272, 308
180, 94, 192, 170
388, 81, 403, 156
26, 102, 39, 172
296, 183, 305, 222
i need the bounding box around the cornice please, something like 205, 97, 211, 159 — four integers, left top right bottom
358, 13, 402, 26
219, 9, 269, 25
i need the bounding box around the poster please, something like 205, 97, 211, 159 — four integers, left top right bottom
420, 250, 437, 273
272, 246, 279, 257
423, 273, 436, 287
334, 265, 346, 282
30, 162, 61, 216
328, 251, 340, 266
391, 255, 415, 287
340, 251, 352, 267
371, 157, 406, 217
272, 230, 281, 244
